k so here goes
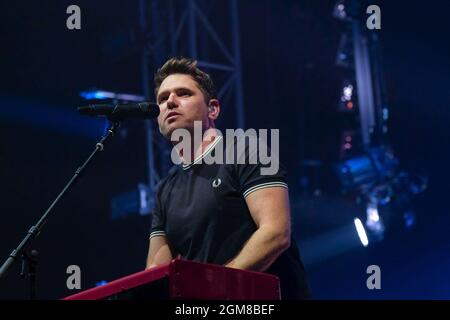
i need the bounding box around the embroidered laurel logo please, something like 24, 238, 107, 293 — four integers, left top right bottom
212, 178, 222, 188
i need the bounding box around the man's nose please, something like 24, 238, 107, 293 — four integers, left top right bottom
167, 93, 178, 109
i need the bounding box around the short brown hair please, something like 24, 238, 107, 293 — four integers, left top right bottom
154, 57, 217, 103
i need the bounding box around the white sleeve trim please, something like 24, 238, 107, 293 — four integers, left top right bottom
243, 182, 288, 198
149, 230, 166, 240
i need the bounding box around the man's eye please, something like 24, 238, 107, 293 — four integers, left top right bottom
159, 97, 167, 103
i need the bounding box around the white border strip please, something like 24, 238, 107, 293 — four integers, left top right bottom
149, 230, 166, 240
183, 135, 223, 170
243, 182, 288, 198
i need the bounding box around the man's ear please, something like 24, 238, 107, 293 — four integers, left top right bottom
207, 99, 220, 120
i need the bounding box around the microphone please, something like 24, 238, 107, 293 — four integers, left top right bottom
77, 102, 160, 120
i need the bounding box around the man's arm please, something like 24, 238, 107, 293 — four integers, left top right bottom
224, 187, 291, 272
146, 235, 173, 269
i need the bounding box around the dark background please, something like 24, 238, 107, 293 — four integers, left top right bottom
1, 0, 449, 299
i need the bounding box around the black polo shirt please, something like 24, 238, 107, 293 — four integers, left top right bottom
150, 133, 311, 299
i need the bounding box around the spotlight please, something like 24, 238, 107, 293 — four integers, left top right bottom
346, 152, 427, 247
334, 153, 378, 191
333, 0, 356, 22
342, 84, 353, 101
334, 147, 399, 192
354, 201, 386, 247
354, 218, 369, 247
95, 280, 108, 287
333, 1, 348, 21
339, 81, 356, 112
80, 89, 145, 102
364, 201, 385, 240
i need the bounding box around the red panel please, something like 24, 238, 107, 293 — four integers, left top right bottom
63, 263, 170, 300
63, 259, 280, 300
169, 260, 280, 300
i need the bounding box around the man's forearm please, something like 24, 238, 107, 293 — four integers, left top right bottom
224, 225, 290, 272
146, 239, 173, 269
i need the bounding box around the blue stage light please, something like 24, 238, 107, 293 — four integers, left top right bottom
354, 218, 369, 247
95, 280, 108, 287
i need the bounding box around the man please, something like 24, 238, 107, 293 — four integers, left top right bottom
146, 57, 311, 299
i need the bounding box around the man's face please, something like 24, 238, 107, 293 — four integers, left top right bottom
156, 74, 210, 139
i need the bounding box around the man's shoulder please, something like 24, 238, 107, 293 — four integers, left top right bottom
167, 164, 181, 176
155, 165, 182, 194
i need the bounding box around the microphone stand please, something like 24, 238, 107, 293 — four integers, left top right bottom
0, 121, 121, 298
20, 249, 38, 300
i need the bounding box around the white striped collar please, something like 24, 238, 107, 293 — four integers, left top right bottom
182, 135, 223, 170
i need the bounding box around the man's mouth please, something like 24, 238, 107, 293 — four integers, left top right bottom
166, 111, 181, 121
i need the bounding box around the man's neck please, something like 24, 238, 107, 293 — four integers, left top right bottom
175, 127, 220, 165
193, 128, 219, 162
